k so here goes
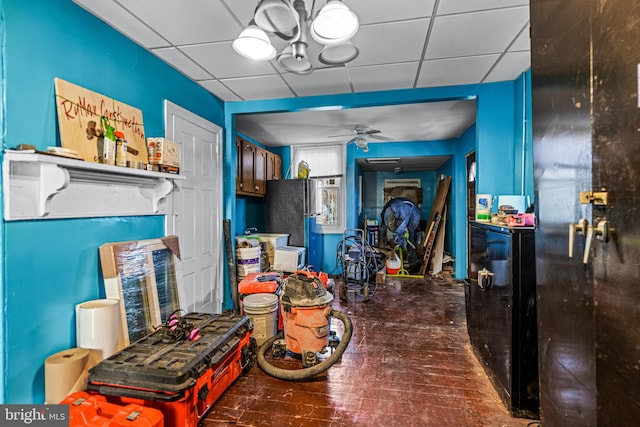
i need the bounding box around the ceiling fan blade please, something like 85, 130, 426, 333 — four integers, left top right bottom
328, 133, 355, 138
364, 129, 382, 135
369, 134, 393, 141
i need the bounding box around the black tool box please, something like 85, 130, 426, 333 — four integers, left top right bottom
87, 312, 255, 427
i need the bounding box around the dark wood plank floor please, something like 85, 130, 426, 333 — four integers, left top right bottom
203, 277, 537, 427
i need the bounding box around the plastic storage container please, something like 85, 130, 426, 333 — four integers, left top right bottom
87, 313, 253, 427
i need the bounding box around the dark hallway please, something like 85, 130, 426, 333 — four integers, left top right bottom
204, 277, 538, 427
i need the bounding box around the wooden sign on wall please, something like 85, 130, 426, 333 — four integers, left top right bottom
54, 78, 147, 164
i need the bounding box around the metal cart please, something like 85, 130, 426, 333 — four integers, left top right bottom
336, 229, 382, 302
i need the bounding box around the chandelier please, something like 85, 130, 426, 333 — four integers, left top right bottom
232, 0, 360, 75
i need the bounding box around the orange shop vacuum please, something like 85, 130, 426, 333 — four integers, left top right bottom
257, 271, 353, 380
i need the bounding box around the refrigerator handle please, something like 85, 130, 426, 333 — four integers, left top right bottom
304, 178, 317, 217
304, 179, 309, 216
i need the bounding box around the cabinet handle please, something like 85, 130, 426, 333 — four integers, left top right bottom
568, 218, 588, 258
583, 220, 609, 264
583, 225, 594, 264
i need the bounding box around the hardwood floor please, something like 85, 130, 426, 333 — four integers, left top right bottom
203, 277, 538, 427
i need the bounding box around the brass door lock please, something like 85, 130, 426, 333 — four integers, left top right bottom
579, 191, 608, 206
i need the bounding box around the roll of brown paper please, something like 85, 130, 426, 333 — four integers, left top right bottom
44, 347, 91, 404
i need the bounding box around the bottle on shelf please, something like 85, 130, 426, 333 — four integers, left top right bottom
101, 116, 116, 165
114, 131, 127, 167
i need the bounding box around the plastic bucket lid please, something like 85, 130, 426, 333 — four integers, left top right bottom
243, 293, 278, 313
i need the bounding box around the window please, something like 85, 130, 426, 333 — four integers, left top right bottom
291, 144, 345, 233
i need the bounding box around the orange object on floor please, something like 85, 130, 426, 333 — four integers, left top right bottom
87, 313, 254, 427
62, 391, 164, 427
310, 271, 329, 288
238, 272, 282, 294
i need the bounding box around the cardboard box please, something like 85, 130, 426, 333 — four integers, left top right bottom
146, 137, 180, 172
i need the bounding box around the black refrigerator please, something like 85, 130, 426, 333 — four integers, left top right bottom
265, 179, 321, 269
465, 221, 539, 419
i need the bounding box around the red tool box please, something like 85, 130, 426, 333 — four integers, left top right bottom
62, 391, 164, 427
87, 313, 255, 427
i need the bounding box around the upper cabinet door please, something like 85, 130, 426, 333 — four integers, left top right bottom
239, 138, 256, 194
254, 147, 267, 195
236, 137, 281, 197
267, 151, 282, 181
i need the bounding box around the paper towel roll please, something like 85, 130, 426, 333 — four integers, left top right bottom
45, 347, 91, 404
76, 299, 120, 365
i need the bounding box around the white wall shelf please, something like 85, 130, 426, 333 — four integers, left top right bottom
2, 152, 185, 220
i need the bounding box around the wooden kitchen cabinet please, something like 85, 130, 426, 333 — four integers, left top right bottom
267, 151, 282, 181
236, 136, 280, 197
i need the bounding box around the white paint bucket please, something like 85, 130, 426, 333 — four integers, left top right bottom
243, 293, 279, 346
236, 246, 261, 280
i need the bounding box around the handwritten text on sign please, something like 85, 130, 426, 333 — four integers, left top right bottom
54, 78, 147, 164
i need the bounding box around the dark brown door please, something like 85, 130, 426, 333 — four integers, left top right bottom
531, 0, 640, 425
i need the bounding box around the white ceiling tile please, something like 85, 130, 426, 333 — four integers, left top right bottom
349, 19, 430, 67
484, 51, 531, 82
116, 0, 243, 45
151, 47, 212, 80
427, 7, 529, 59
345, 0, 436, 24
417, 55, 500, 87
437, 0, 529, 15
197, 80, 242, 102
72, 0, 169, 48
221, 75, 296, 101
282, 68, 352, 97
350, 63, 419, 92
180, 42, 278, 79
221, 0, 258, 28
509, 25, 531, 51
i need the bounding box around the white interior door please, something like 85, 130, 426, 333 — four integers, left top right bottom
164, 100, 223, 313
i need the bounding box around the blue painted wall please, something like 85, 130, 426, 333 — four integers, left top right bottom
1, 0, 224, 403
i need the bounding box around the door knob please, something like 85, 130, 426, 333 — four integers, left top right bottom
569, 218, 588, 258
583, 220, 609, 264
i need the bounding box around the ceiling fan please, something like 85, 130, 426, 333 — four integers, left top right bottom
329, 125, 393, 152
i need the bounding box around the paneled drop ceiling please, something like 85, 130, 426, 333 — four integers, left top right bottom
72, 0, 530, 159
